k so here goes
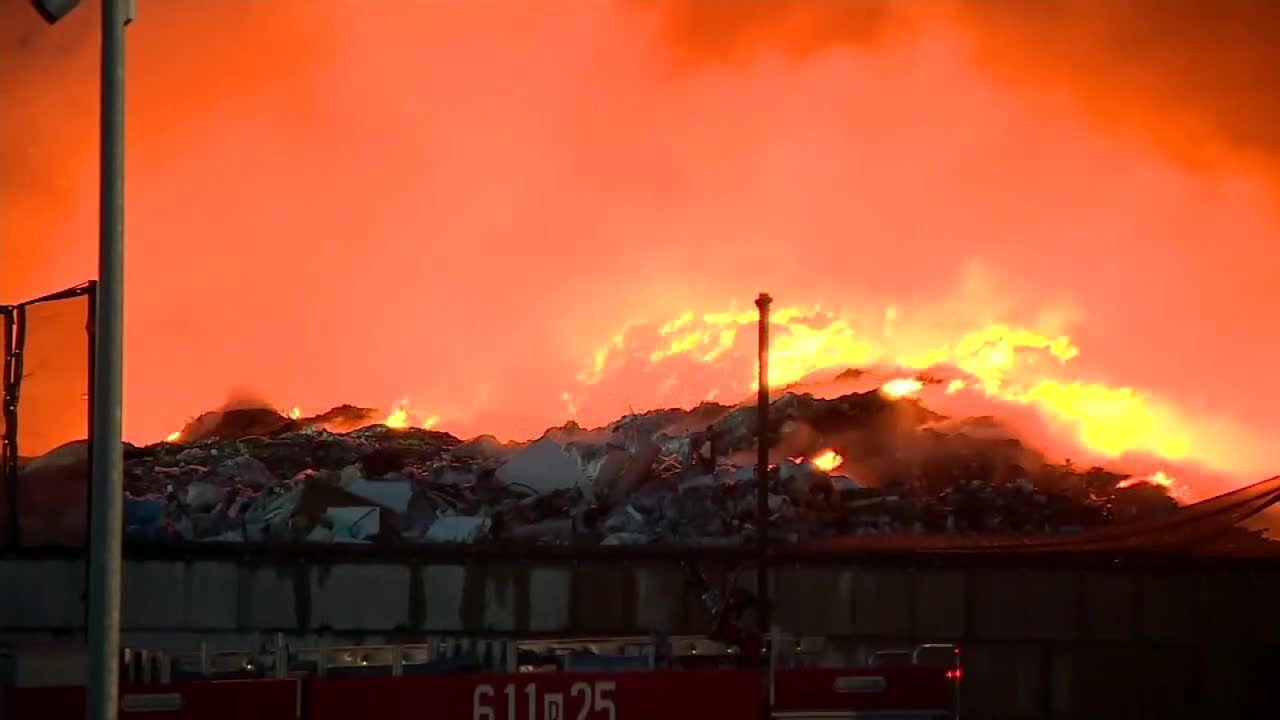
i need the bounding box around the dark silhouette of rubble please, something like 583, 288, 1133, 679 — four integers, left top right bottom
56, 387, 1265, 549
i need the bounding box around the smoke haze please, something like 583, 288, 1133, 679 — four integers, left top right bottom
2, 1, 1276, 491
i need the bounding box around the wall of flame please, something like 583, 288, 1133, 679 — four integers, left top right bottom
1, 1, 1277, 496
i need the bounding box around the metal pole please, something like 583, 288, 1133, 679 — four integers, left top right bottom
754, 293, 771, 629
87, 1, 127, 718
2, 307, 17, 549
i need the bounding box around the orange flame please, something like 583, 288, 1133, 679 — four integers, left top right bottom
289, 406, 302, 420
1116, 470, 1176, 490
165, 430, 181, 443
384, 398, 438, 431
576, 304, 1230, 474
880, 378, 924, 398
810, 449, 844, 473
385, 407, 410, 429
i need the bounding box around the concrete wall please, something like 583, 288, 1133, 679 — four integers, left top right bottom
3, 554, 1278, 718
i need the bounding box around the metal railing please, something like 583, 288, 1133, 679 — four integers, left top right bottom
113, 633, 963, 687
133, 632, 849, 683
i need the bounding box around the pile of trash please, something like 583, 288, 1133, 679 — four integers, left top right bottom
107, 389, 1196, 546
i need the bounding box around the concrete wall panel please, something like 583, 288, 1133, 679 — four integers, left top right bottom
1139, 573, 1197, 643
970, 570, 1017, 640
1022, 572, 1078, 641
771, 566, 852, 635
1049, 646, 1141, 718
528, 567, 571, 633
957, 642, 1044, 720
1196, 572, 1249, 643
420, 565, 465, 632
477, 564, 524, 633
570, 565, 638, 634
1132, 646, 1196, 718
0, 559, 85, 629
0, 560, 16, 626
123, 561, 184, 629
185, 561, 238, 630
311, 564, 409, 631
633, 565, 688, 634
1198, 644, 1253, 719
1080, 572, 1135, 640
972, 571, 1077, 641
850, 569, 911, 638
913, 571, 965, 639
238, 566, 299, 630
1254, 570, 1280, 642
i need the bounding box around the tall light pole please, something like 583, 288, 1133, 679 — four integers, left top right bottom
754, 293, 772, 637
31, 2, 132, 719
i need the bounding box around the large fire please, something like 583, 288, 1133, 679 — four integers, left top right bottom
568, 303, 1267, 496
2, 1, 1276, 502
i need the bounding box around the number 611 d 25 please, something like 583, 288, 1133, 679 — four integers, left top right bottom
473, 681, 618, 720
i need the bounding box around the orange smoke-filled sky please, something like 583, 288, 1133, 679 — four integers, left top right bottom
1, 1, 1277, 484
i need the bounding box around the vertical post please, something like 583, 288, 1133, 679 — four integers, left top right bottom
754, 293, 772, 636
1, 307, 16, 549
768, 627, 780, 709
87, 1, 128, 719
274, 633, 287, 679
83, 281, 98, 640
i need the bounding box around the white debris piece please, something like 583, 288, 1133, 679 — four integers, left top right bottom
566, 445, 617, 483
218, 455, 276, 488
342, 478, 413, 514
425, 515, 491, 543
305, 526, 334, 543
830, 475, 860, 492
451, 434, 507, 460
435, 468, 475, 485
326, 506, 380, 540
678, 475, 716, 492
588, 448, 633, 499
496, 437, 586, 494
183, 481, 226, 512
601, 532, 649, 546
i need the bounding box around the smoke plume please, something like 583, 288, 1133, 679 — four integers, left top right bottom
1, 1, 1276, 496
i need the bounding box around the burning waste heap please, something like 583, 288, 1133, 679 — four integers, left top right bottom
111, 386, 1201, 546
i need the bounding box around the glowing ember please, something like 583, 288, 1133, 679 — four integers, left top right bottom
881, 378, 925, 398
165, 430, 181, 443
289, 406, 302, 420
810, 449, 844, 473
946, 379, 966, 394
1116, 470, 1176, 490
384, 407, 410, 429
384, 398, 438, 431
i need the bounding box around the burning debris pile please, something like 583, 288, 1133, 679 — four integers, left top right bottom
106, 388, 1204, 546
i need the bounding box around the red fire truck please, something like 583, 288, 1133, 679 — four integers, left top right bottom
3, 632, 961, 720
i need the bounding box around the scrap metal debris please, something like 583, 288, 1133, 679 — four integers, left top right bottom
22, 389, 1266, 547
